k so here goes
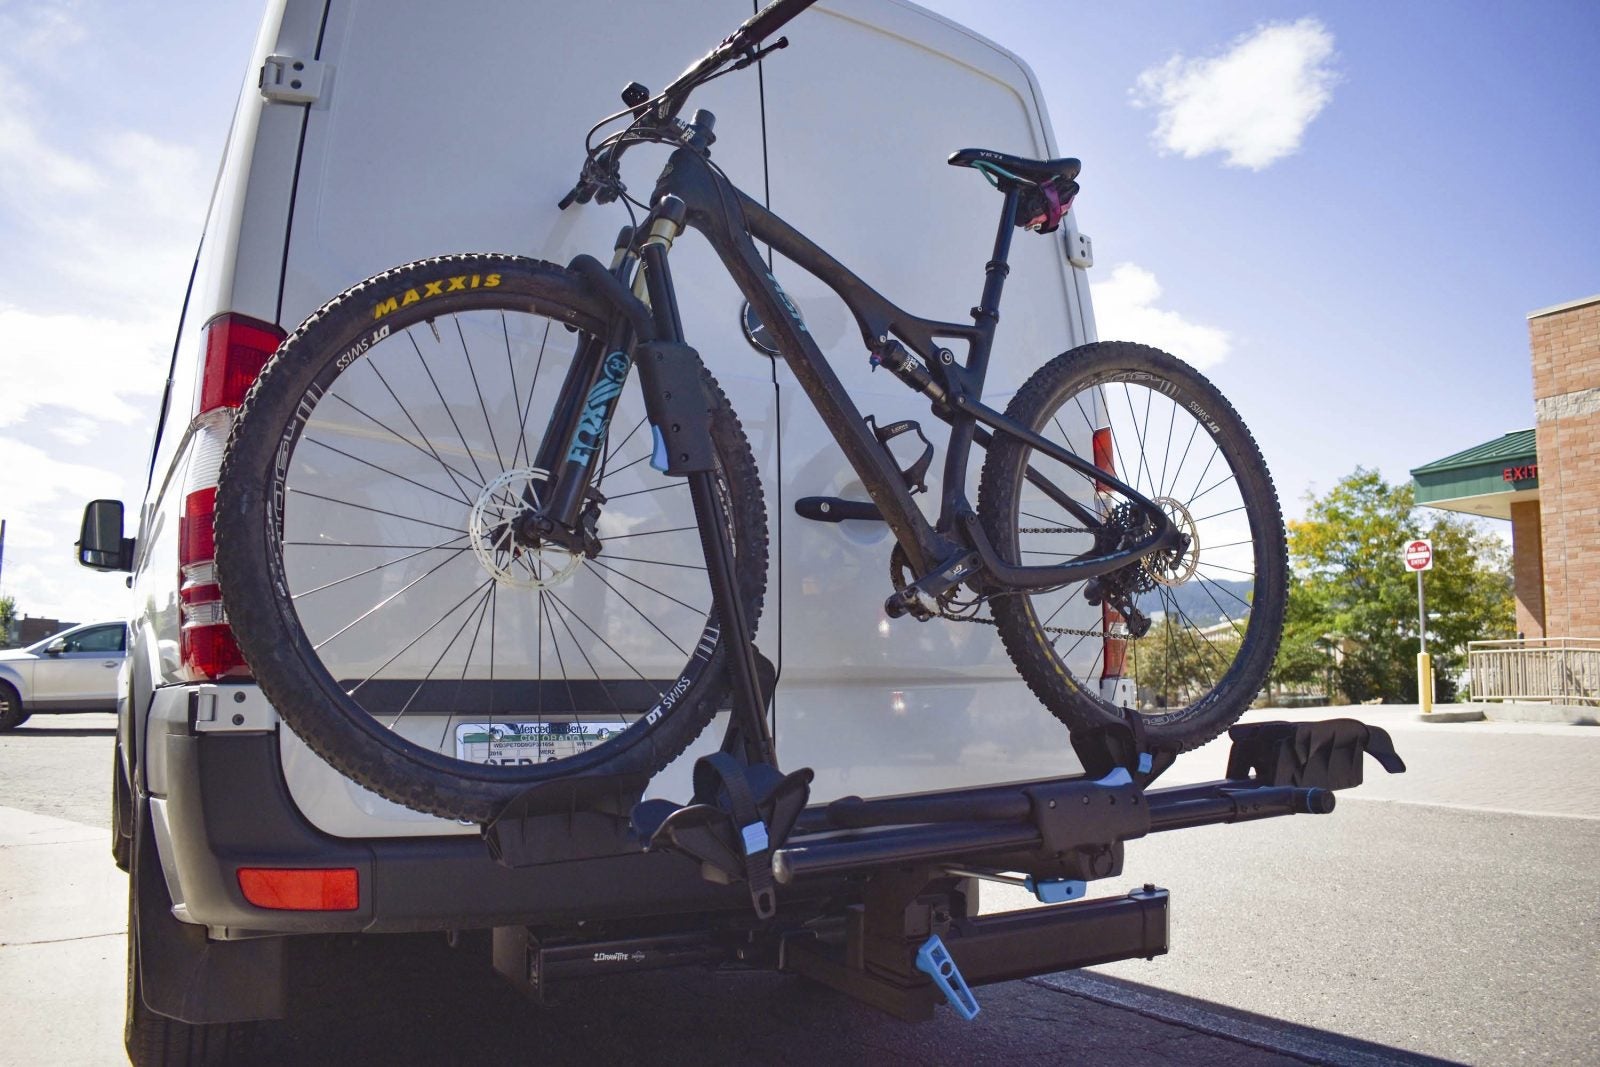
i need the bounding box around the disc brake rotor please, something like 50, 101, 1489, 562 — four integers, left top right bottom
469, 467, 585, 590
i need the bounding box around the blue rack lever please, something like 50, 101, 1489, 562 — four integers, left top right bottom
914, 934, 980, 1020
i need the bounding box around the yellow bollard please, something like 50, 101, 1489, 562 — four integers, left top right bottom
1417, 652, 1433, 713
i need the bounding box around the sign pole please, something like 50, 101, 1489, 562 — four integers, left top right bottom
1404, 538, 1435, 713
1417, 567, 1432, 714
1417, 568, 1426, 657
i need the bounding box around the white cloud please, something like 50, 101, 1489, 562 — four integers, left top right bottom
0, 7, 210, 620
1090, 263, 1231, 369
1132, 18, 1337, 170
0, 306, 170, 429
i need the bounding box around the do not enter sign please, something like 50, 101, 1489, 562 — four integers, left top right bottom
1404, 539, 1433, 571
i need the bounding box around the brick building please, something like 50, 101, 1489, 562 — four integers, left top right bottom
1411, 294, 1600, 639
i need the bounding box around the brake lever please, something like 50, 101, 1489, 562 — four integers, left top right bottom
729, 36, 788, 71
558, 150, 622, 211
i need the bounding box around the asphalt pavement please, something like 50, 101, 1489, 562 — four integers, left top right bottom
2, 707, 1596, 1065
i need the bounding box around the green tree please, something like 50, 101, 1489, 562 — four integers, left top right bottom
1130, 616, 1242, 706
1287, 468, 1513, 702
1266, 574, 1335, 701
0, 594, 17, 648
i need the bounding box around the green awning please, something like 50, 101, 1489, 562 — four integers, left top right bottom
1411, 429, 1537, 519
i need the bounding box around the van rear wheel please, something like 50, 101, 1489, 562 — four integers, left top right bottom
215, 254, 766, 823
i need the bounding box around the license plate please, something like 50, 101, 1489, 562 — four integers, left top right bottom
454, 721, 624, 765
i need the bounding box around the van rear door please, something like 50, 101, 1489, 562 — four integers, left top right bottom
276, 1, 778, 836
759, 0, 1097, 799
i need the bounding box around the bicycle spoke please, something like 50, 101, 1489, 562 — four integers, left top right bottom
1157, 397, 1177, 499
580, 564, 689, 656
436, 582, 495, 749
545, 589, 665, 697
291, 538, 471, 600
381, 581, 493, 729
456, 316, 506, 473
602, 525, 697, 541
314, 549, 470, 652
1191, 504, 1248, 525
288, 488, 467, 536
1195, 559, 1258, 580
1186, 472, 1239, 509
600, 553, 707, 572
545, 594, 628, 717
409, 328, 488, 484
327, 388, 482, 496
605, 482, 683, 502
303, 436, 473, 508
540, 591, 586, 720
511, 317, 553, 470
346, 575, 497, 699
588, 558, 707, 616
1193, 577, 1247, 637
1122, 382, 1157, 497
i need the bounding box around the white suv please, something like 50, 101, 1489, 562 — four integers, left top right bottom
0, 621, 126, 730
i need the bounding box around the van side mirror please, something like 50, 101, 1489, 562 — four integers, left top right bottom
78, 499, 135, 572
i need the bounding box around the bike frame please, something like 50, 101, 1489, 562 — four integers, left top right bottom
541, 143, 1176, 598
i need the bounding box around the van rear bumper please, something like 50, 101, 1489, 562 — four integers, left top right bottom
153, 728, 798, 937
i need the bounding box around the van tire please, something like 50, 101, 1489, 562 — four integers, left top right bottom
215, 254, 767, 823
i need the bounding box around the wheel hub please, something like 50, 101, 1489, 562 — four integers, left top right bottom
1144, 496, 1200, 587
469, 468, 585, 590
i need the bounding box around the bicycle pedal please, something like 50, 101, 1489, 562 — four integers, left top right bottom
884, 586, 935, 621
885, 550, 980, 620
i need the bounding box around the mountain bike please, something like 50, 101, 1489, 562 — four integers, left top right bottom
214, 0, 1286, 823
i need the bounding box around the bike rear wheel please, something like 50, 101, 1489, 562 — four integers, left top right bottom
215, 254, 766, 822
978, 341, 1286, 753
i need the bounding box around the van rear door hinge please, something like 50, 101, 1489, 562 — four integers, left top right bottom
259, 54, 328, 105
1064, 229, 1093, 269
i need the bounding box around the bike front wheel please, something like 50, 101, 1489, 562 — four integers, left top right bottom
978, 341, 1286, 753
215, 254, 767, 822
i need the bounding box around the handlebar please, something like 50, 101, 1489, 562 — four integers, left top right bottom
559, 0, 818, 210
660, 0, 817, 121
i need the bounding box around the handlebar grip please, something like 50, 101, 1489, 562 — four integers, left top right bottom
731, 0, 817, 49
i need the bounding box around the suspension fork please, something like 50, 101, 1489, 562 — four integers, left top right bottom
538, 232, 643, 527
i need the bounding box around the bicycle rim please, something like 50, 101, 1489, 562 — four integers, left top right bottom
250, 298, 747, 781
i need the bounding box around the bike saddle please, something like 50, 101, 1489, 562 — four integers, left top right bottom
947, 148, 1080, 186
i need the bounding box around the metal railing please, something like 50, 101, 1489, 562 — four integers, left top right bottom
1466, 638, 1600, 704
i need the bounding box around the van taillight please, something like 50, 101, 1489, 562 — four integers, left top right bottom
180, 314, 284, 681
1093, 426, 1127, 682
1092, 426, 1115, 494
200, 314, 285, 411
179, 487, 246, 679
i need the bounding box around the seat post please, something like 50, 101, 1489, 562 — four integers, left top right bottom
975, 187, 1021, 324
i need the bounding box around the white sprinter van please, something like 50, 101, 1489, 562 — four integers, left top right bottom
83, 0, 1097, 1059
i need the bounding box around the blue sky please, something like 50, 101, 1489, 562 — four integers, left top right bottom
929, 0, 1600, 505
0, 0, 1596, 620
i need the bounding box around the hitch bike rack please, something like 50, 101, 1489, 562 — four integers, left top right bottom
486, 713, 1404, 1021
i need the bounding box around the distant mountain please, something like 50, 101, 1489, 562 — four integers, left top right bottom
1137, 578, 1253, 628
